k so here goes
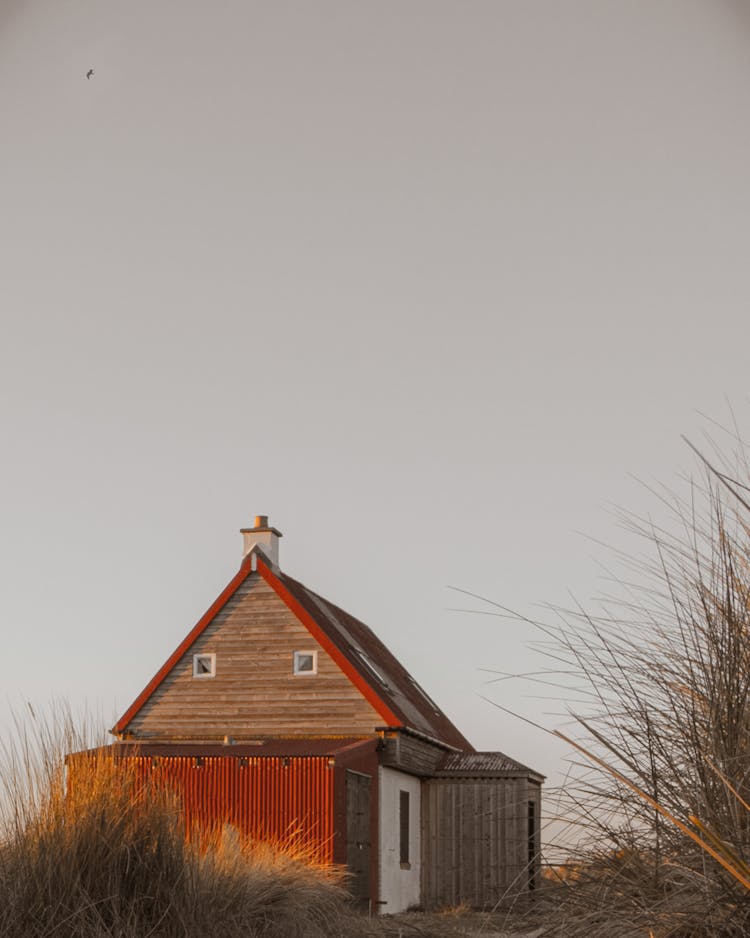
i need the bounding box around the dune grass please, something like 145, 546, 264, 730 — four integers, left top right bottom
518, 427, 750, 936
0, 709, 375, 938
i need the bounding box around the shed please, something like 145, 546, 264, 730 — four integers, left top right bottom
97, 516, 543, 912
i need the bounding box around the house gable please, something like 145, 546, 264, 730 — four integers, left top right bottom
114, 541, 472, 750
123, 571, 387, 740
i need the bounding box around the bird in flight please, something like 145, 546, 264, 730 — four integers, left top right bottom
86, 69, 94, 79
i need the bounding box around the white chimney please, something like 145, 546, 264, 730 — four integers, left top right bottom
240, 515, 282, 565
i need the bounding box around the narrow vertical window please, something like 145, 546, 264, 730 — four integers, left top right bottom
528, 800, 536, 890
399, 790, 410, 867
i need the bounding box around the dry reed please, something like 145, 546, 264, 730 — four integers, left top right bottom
522, 425, 750, 936
0, 707, 374, 938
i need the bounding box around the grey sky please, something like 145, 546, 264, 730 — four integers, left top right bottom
2, 1, 750, 843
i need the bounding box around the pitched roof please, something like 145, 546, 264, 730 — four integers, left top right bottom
113, 548, 473, 751
271, 567, 473, 751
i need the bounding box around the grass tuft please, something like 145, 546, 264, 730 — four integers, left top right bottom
0, 707, 373, 938
517, 421, 750, 936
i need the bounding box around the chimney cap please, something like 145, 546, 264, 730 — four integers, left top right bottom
240, 514, 283, 537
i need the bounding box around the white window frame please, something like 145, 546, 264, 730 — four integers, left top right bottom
192, 652, 216, 678
293, 650, 318, 676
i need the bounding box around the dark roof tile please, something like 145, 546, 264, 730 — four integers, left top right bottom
276, 568, 474, 751
435, 750, 544, 780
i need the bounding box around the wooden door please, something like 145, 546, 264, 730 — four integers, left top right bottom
345, 770, 372, 906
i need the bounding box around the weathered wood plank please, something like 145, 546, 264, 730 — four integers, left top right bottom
128, 574, 382, 739
421, 778, 540, 909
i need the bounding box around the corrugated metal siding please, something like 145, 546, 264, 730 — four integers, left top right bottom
123, 755, 335, 864
421, 777, 535, 909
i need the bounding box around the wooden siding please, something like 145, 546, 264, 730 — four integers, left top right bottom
379, 730, 447, 777
421, 778, 540, 909
332, 744, 380, 903
345, 770, 373, 905
128, 574, 383, 739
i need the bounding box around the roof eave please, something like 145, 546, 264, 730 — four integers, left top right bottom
376, 724, 463, 753
111, 553, 257, 736
256, 557, 405, 729
432, 769, 546, 783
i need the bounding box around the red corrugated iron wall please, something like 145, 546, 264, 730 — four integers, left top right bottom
122, 755, 335, 864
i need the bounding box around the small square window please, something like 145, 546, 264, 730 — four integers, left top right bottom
293, 651, 317, 675
193, 653, 216, 678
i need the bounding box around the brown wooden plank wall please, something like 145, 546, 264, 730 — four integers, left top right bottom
421, 778, 535, 909
380, 731, 447, 776
128, 574, 382, 739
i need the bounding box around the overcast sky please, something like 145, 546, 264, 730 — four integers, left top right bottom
2, 1, 750, 846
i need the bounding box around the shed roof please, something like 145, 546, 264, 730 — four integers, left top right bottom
434, 750, 544, 781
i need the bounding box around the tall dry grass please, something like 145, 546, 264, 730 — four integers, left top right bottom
523, 428, 750, 936
0, 708, 373, 938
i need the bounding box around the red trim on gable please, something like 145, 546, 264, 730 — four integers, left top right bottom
256, 558, 403, 728
112, 555, 255, 735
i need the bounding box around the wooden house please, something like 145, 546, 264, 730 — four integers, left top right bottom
105, 516, 543, 912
